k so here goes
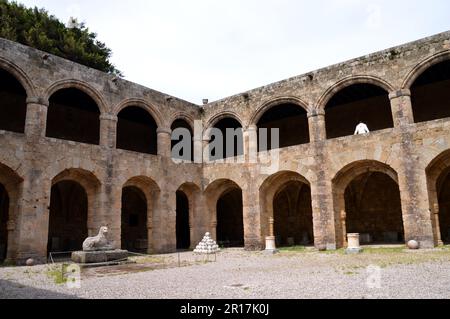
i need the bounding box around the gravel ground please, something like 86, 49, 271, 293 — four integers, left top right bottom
1, 247, 450, 299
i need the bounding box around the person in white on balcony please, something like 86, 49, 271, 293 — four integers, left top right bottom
354, 122, 370, 135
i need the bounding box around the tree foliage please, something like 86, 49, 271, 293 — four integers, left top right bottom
0, 0, 122, 76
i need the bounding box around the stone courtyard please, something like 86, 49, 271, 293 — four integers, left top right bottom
1, 247, 450, 299
0, 30, 450, 266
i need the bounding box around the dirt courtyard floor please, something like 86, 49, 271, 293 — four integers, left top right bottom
1, 246, 450, 299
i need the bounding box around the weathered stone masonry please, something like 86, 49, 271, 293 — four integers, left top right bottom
0, 31, 450, 264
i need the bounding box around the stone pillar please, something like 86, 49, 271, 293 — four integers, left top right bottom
265, 217, 277, 253
14, 173, 51, 264
242, 181, 263, 250
389, 89, 414, 127
25, 97, 48, 139
210, 220, 218, 242
397, 140, 435, 248
157, 128, 172, 158
245, 125, 258, 164
100, 114, 118, 149
308, 110, 336, 250
433, 204, 444, 246
193, 136, 203, 164
152, 189, 176, 253
341, 210, 347, 247
308, 110, 327, 142
391, 90, 435, 248
5, 220, 16, 262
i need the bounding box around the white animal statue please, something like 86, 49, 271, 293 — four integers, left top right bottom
354, 122, 370, 135
82, 226, 115, 252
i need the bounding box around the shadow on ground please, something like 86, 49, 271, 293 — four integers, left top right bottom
0, 279, 79, 299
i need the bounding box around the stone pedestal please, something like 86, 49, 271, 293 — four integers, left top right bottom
264, 236, 278, 255
72, 250, 128, 264
346, 233, 363, 254
265, 218, 278, 254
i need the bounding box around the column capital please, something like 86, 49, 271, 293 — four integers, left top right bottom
26, 97, 49, 107
157, 128, 172, 135
246, 124, 258, 131
99, 114, 118, 122
307, 109, 325, 118
389, 89, 411, 100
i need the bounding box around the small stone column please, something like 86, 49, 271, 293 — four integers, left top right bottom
157, 128, 172, 158
245, 125, 258, 163
389, 89, 414, 127
433, 204, 444, 246
25, 97, 48, 139
100, 114, 118, 149
341, 210, 347, 247
308, 110, 326, 142
346, 233, 363, 254
265, 217, 278, 254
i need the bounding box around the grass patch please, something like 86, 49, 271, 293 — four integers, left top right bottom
362, 247, 405, 254
279, 246, 307, 252
46, 264, 70, 285
128, 256, 165, 264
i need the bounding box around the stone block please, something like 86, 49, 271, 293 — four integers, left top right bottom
72, 250, 129, 264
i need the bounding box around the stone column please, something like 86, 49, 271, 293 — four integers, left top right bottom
308, 110, 327, 142
5, 220, 16, 262
210, 220, 218, 242
389, 89, 414, 127
25, 97, 48, 139
245, 125, 258, 164
14, 173, 51, 264
308, 110, 336, 250
157, 128, 172, 158
152, 189, 176, 253
100, 114, 118, 149
390, 90, 435, 248
341, 210, 347, 247
242, 181, 263, 250
433, 204, 444, 246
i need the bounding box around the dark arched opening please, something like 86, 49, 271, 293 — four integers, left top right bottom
171, 119, 194, 162
437, 168, 450, 244
325, 84, 393, 139
0, 183, 9, 262
217, 188, 244, 247
117, 106, 158, 155
274, 181, 314, 247
0, 68, 27, 133
411, 60, 450, 123
210, 118, 243, 160
121, 186, 148, 253
345, 172, 404, 244
46, 88, 100, 144
176, 190, 191, 250
48, 181, 88, 253
257, 103, 309, 151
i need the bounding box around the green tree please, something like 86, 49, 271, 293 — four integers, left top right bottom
0, 0, 122, 76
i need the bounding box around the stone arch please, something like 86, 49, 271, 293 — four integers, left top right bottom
0, 65, 29, 133
0, 57, 37, 98
114, 98, 164, 129
259, 171, 313, 246
204, 179, 244, 246
316, 75, 395, 111
204, 111, 244, 134
404, 51, 450, 123
122, 176, 160, 254
319, 77, 394, 139
402, 50, 450, 89
45, 79, 108, 114
171, 117, 194, 162
48, 168, 101, 253
332, 160, 404, 248
116, 104, 159, 155
176, 182, 201, 249
204, 115, 244, 160
0, 162, 23, 262
46, 83, 102, 145
170, 112, 195, 131
253, 97, 311, 150
426, 149, 450, 245
250, 96, 310, 126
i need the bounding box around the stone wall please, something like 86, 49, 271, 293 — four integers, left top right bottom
0, 31, 449, 264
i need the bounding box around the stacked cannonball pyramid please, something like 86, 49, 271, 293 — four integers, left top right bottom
194, 232, 220, 254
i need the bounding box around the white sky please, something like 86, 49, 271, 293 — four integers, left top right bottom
17, 0, 450, 104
